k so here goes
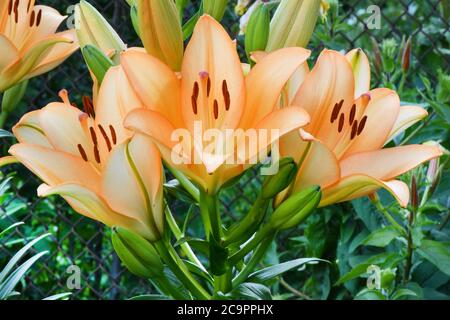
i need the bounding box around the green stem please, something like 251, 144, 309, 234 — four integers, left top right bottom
403, 207, 415, 284
214, 271, 232, 294
229, 225, 274, 265
200, 190, 221, 241
373, 199, 406, 236
398, 72, 406, 96
232, 235, 274, 287
165, 205, 207, 272
154, 239, 211, 300
167, 165, 200, 202
0, 110, 9, 129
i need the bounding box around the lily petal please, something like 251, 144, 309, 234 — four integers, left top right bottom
240, 47, 311, 129
0, 35, 19, 71
37, 183, 155, 239
292, 49, 355, 149
321, 174, 410, 207
120, 49, 182, 128
386, 106, 428, 144
13, 110, 52, 147
346, 48, 370, 99
181, 15, 245, 132
9, 143, 101, 191
340, 88, 400, 158
102, 136, 163, 240
26, 30, 79, 79
340, 144, 443, 181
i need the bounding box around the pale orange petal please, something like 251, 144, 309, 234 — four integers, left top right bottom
119, 49, 182, 127
340, 145, 443, 181
291, 49, 355, 149
321, 175, 410, 207
9, 143, 101, 191
13, 110, 52, 147
181, 15, 245, 132
240, 47, 311, 129
386, 106, 428, 144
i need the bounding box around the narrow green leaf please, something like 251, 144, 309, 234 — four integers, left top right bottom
417, 240, 450, 276
231, 282, 272, 300
362, 226, 401, 247
248, 258, 323, 283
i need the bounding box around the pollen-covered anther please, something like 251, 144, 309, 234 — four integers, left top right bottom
350, 120, 359, 140
338, 113, 345, 133
98, 124, 112, 151
191, 81, 199, 114
77, 144, 88, 162
357, 116, 368, 135
330, 99, 344, 123
213, 100, 219, 119
222, 80, 231, 111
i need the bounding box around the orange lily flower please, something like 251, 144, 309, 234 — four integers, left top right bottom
278, 48, 442, 207
8, 66, 164, 241
122, 15, 311, 194
0, 0, 78, 92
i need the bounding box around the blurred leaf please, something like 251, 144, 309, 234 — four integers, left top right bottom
417, 240, 450, 276
230, 283, 272, 300
362, 226, 401, 247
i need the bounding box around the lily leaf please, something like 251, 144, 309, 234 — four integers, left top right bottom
248, 258, 324, 283
230, 283, 272, 300
417, 240, 450, 276
362, 226, 401, 247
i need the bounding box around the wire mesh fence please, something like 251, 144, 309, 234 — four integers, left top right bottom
0, 0, 448, 300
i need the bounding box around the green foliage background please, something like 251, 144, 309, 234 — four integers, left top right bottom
0, 0, 449, 300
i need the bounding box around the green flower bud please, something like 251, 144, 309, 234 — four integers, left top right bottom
75, 1, 126, 63
380, 268, 396, 290
81, 45, 114, 83
262, 158, 298, 199
203, 0, 229, 21
266, 0, 321, 51
245, 2, 270, 62
269, 186, 321, 230
112, 227, 164, 279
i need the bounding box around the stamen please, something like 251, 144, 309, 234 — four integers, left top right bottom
58, 89, 70, 104
98, 124, 112, 151
213, 100, 219, 119
89, 127, 98, 146
77, 144, 88, 162
14, 0, 19, 23
349, 104, 356, 125
222, 80, 230, 111
350, 120, 358, 140
82, 96, 95, 117
8, 0, 13, 15
357, 116, 368, 135
191, 81, 199, 115
94, 145, 101, 164
36, 9, 42, 27
109, 125, 117, 145
27, 0, 31, 13
207, 77, 211, 97
331, 99, 344, 123
29, 10, 35, 27
338, 113, 345, 133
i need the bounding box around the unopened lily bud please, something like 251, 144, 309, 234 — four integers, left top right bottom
410, 175, 418, 211
245, 2, 270, 61
235, 0, 253, 15
81, 45, 114, 83
137, 0, 184, 71
112, 227, 164, 279
130, 4, 141, 37
203, 0, 229, 21
269, 186, 321, 230
239, 1, 259, 35
75, 1, 126, 63
371, 37, 383, 75
380, 268, 396, 290
401, 36, 412, 74
262, 158, 297, 199
426, 158, 442, 198
266, 0, 321, 51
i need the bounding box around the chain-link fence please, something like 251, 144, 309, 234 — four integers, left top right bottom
0, 0, 448, 300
